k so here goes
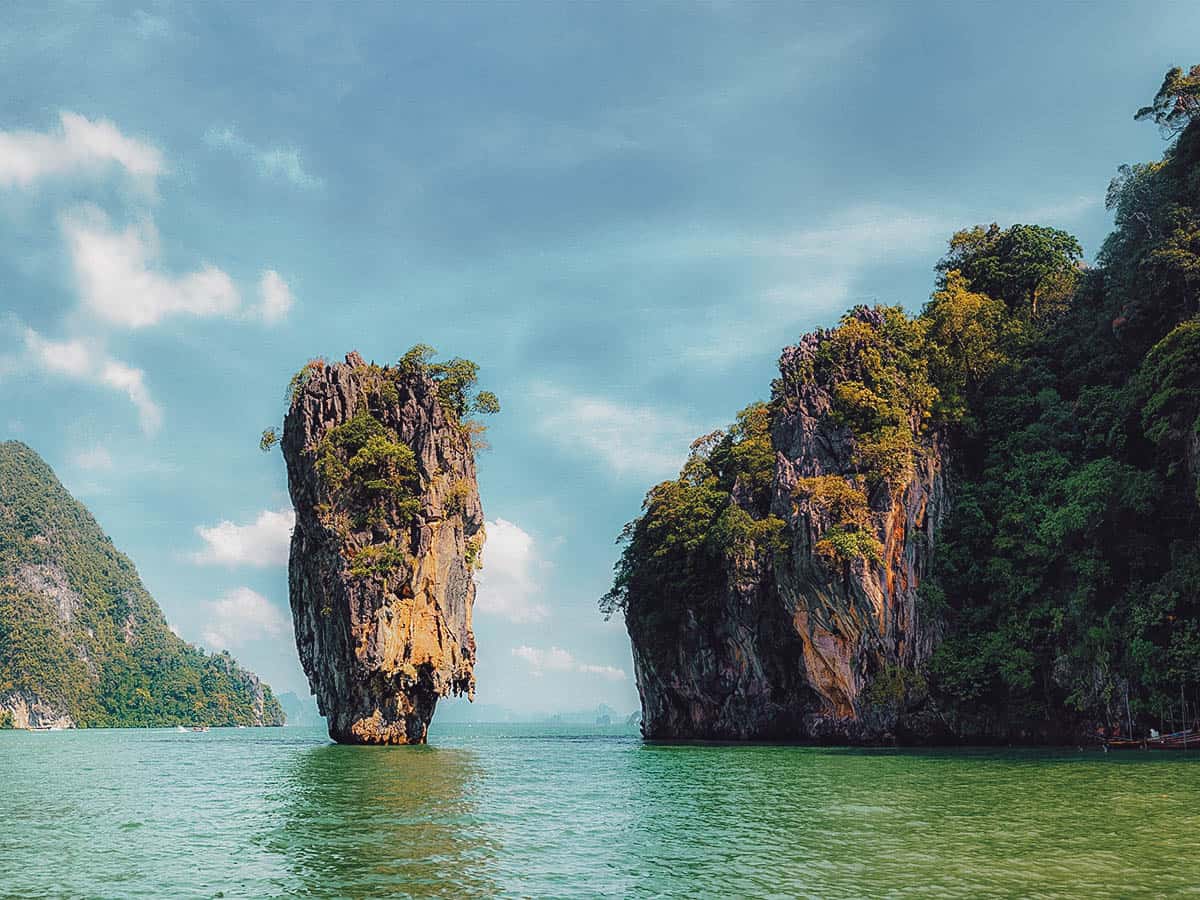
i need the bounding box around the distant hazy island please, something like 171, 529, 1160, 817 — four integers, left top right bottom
605, 67, 1200, 745
0, 442, 283, 729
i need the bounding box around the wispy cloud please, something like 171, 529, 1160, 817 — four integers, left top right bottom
0, 111, 163, 191
61, 205, 293, 328
475, 518, 550, 623
206, 125, 322, 189
201, 587, 289, 650
440, 20, 881, 173
73, 445, 115, 471
191, 508, 294, 567
1012, 195, 1100, 228
512, 645, 626, 681
132, 10, 170, 40
62, 205, 239, 328
530, 383, 700, 480
257, 270, 295, 324
23, 328, 162, 433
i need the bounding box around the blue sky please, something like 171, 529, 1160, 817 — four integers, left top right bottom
0, 2, 1194, 716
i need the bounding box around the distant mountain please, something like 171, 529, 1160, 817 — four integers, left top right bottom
277, 690, 323, 726
434, 699, 638, 726
0, 441, 284, 729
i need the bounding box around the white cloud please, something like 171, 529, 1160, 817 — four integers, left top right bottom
62, 206, 241, 328
475, 518, 549, 622
73, 445, 114, 471
132, 10, 171, 40
512, 645, 627, 681
530, 384, 700, 481
576, 663, 628, 681
0, 111, 164, 190
512, 645, 576, 672
206, 126, 322, 189
100, 358, 162, 432
257, 270, 294, 323
201, 587, 289, 650
1015, 195, 1100, 228
23, 328, 162, 433
630, 205, 954, 366
191, 508, 294, 567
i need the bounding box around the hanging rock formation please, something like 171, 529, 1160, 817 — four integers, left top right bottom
283, 352, 484, 745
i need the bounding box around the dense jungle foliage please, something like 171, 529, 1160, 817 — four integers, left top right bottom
0, 442, 284, 727
606, 66, 1200, 737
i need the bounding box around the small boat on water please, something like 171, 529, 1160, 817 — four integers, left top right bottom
1106, 728, 1200, 750
190, 725, 210, 733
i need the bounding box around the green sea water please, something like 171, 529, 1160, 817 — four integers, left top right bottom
1, 723, 1198, 898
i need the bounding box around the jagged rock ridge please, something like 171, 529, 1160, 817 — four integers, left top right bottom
283, 352, 484, 745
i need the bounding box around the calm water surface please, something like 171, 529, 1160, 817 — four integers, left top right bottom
1, 724, 1198, 898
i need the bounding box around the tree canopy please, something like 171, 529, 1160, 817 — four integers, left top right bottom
604, 65, 1200, 738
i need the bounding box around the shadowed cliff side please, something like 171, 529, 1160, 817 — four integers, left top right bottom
610, 309, 947, 742
281, 349, 493, 745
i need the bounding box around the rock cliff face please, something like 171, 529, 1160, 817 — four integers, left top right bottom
627, 310, 948, 742
283, 353, 483, 745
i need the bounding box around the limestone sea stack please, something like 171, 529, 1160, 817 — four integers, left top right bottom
282, 351, 486, 744
611, 307, 949, 743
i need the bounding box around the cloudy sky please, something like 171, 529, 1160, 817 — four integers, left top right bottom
0, 2, 1194, 716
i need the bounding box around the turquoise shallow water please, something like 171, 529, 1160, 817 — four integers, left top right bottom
2, 724, 1199, 898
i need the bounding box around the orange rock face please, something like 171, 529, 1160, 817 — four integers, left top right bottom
629, 310, 949, 742
283, 353, 482, 745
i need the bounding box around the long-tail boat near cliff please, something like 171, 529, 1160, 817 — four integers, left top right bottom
1106, 728, 1200, 750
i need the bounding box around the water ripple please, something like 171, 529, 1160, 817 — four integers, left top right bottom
1, 727, 1198, 897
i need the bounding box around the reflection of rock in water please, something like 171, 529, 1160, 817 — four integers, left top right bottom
271, 745, 497, 896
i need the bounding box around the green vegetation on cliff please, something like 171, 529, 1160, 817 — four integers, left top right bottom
924, 70, 1200, 733
272, 348, 499, 584
0, 442, 284, 727
606, 66, 1200, 738
601, 401, 785, 627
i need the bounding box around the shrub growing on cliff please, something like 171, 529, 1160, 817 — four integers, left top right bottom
316, 411, 421, 528
398, 344, 501, 422
600, 402, 785, 621
793, 475, 881, 565
0, 710, 12, 729
1135, 64, 1200, 136
936, 223, 1082, 320
811, 306, 938, 485
349, 543, 409, 578
1136, 317, 1200, 463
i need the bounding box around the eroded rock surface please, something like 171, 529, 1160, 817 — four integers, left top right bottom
283, 353, 483, 744
628, 310, 948, 742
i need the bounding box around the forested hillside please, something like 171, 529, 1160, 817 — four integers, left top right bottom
0, 441, 284, 728
606, 67, 1200, 742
